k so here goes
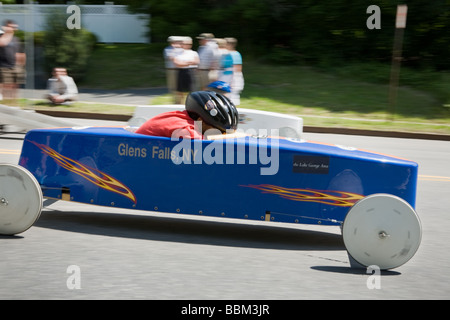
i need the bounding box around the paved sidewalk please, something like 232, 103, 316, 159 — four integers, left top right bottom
20, 87, 168, 106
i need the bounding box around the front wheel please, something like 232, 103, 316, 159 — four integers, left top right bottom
342, 194, 422, 270
0, 164, 43, 235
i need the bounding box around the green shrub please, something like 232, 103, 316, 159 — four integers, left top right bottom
266, 46, 299, 65
42, 9, 96, 81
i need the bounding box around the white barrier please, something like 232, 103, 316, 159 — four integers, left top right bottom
0, 4, 149, 43
0, 104, 76, 131
128, 105, 303, 138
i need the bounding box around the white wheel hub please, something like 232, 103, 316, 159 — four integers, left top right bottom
342, 193, 422, 270
0, 164, 43, 235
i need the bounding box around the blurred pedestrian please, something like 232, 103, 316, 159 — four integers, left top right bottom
216, 38, 233, 88
207, 80, 231, 95
0, 20, 25, 101
225, 37, 244, 105
163, 36, 183, 103
196, 33, 219, 90
174, 37, 199, 104
46, 67, 78, 104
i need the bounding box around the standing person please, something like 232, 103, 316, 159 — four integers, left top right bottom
174, 37, 199, 104
225, 37, 244, 106
0, 20, 25, 101
216, 38, 233, 88
196, 33, 219, 90
163, 36, 183, 103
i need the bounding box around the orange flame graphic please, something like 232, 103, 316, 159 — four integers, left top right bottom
30, 141, 136, 204
243, 184, 363, 207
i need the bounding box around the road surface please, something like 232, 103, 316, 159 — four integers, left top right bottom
1, 123, 449, 300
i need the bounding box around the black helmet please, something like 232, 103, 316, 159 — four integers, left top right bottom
185, 91, 239, 132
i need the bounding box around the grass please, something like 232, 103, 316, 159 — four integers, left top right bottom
79, 43, 167, 89
11, 43, 450, 135
153, 61, 450, 134
240, 63, 449, 119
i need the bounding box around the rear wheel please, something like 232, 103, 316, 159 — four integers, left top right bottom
0, 164, 42, 235
342, 194, 422, 270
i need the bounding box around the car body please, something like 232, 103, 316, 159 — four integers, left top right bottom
2, 124, 421, 269
18, 126, 418, 224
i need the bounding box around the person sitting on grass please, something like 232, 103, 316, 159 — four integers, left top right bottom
46, 67, 78, 105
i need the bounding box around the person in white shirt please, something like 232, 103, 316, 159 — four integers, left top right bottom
163, 36, 183, 102
174, 37, 199, 104
196, 33, 219, 90
46, 67, 78, 104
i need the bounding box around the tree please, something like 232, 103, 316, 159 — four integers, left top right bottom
42, 8, 96, 81
110, 0, 450, 70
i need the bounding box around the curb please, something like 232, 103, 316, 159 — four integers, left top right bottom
35, 109, 450, 142
303, 126, 450, 141
36, 110, 132, 122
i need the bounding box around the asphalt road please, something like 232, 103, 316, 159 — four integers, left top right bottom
1, 123, 449, 301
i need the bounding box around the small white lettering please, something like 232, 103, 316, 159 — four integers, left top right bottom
181, 304, 215, 317
225, 304, 270, 316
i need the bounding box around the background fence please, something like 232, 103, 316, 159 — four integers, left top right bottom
0, 3, 150, 43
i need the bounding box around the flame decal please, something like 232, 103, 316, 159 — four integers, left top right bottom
243, 184, 363, 207
30, 141, 136, 204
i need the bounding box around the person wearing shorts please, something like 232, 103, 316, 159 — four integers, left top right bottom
173, 37, 199, 104
0, 20, 25, 100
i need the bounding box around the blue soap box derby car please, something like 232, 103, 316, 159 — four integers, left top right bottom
0, 112, 421, 270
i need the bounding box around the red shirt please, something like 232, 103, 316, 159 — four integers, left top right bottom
135, 110, 203, 139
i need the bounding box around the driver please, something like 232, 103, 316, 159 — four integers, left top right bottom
135, 91, 239, 139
